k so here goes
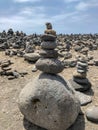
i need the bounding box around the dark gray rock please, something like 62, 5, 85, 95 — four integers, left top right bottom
39, 49, 58, 58
36, 58, 64, 74
18, 73, 80, 130
41, 34, 56, 41
69, 79, 91, 92
41, 41, 57, 50
73, 77, 90, 84
86, 106, 98, 122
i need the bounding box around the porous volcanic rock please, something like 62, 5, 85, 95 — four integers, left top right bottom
36, 58, 64, 74
18, 73, 80, 130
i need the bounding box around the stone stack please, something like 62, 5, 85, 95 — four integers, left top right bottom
18, 23, 80, 130
69, 56, 91, 92
36, 25, 64, 74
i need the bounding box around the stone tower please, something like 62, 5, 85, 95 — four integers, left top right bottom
18, 23, 80, 130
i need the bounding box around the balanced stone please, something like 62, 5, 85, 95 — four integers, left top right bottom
41, 34, 56, 41
69, 79, 91, 92
36, 58, 64, 74
41, 41, 57, 50
73, 71, 87, 79
18, 73, 80, 130
39, 49, 58, 58
86, 106, 98, 122
77, 69, 87, 73
44, 22, 56, 36
44, 29, 56, 36
73, 77, 90, 84
77, 61, 88, 67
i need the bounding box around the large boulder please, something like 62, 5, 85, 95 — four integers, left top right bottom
18, 73, 80, 130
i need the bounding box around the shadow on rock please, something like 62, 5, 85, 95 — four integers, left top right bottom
23, 117, 47, 130
67, 114, 85, 130
84, 87, 94, 96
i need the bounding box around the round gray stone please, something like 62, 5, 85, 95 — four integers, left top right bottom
41, 41, 57, 50
86, 106, 98, 122
36, 58, 64, 74
41, 34, 56, 41
18, 73, 80, 130
39, 49, 58, 58
24, 53, 40, 62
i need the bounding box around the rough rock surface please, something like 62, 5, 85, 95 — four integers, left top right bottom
36, 58, 64, 74
39, 49, 58, 58
69, 79, 91, 92
86, 106, 98, 122
75, 91, 92, 106
18, 73, 80, 130
41, 41, 57, 49
24, 53, 40, 62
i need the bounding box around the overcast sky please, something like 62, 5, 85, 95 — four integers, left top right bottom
0, 0, 98, 34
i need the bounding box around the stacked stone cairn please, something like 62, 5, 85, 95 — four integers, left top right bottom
36, 22, 64, 74
69, 56, 91, 92
18, 23, 80, 130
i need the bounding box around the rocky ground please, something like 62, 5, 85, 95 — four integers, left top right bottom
0, 49, 98, 130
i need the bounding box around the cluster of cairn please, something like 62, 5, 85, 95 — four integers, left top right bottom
18, 23, 80, 130
69, 56, 91, 92
0, 59, 28, 79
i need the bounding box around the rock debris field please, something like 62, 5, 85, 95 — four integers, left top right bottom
0, 28, 98, 130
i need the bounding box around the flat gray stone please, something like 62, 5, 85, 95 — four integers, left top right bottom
77, 62, 88, 67
69, 79, 91, 92
18, 73, 80, 130
41, 41, 57, 50
39, 49, 58, 58
86, 106, 98, 122
77, 69, 86, 73
36, 58, 64, 74
24, 53, 40, 62
73, 77, 90, 84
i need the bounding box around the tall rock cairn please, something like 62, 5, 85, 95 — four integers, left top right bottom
18, 23, 80, 130
36, 22, 64, 74
69, 56, 91, 92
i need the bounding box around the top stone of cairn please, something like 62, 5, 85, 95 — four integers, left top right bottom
41, 22, 56, 41
44, 22, 56, 36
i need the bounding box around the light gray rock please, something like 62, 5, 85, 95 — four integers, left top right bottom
86, 106, 98, 122
75, 91, 92, 106
41, 41, 57, 50
77, 62, 88, 67
36, 58, 64, 74
24, 53, 40, 62
18, 73, 80, 130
